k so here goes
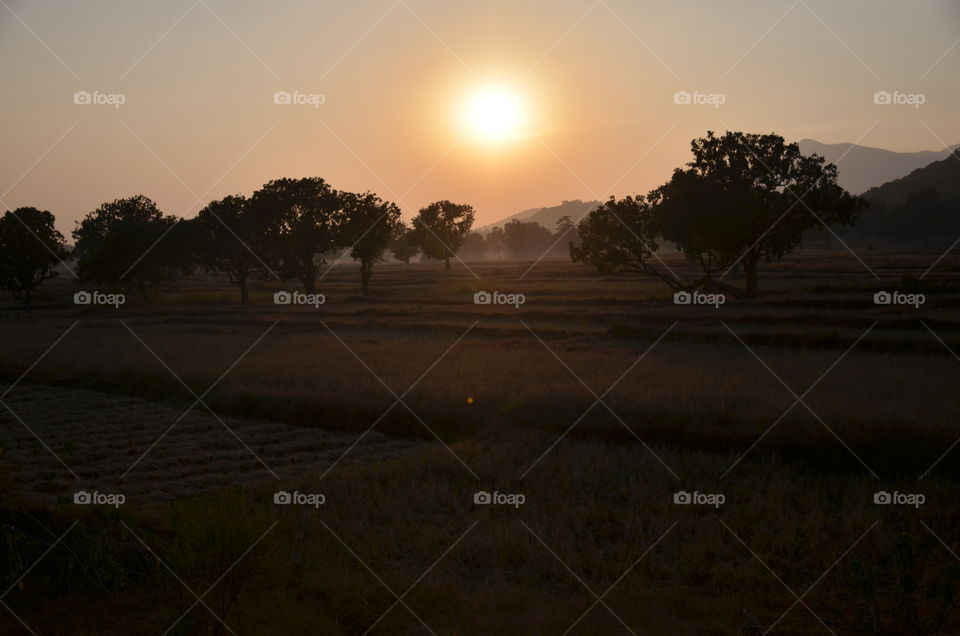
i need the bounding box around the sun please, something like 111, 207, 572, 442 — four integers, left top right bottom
462, 86, 527, 143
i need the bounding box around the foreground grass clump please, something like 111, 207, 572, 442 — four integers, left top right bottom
3, 432, 960, 634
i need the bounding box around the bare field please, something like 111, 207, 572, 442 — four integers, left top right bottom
0, 384, 423, 503
2, 253, 960, 634
2, 255, 958, 475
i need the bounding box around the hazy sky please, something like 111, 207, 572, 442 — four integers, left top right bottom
2, 0, 958, 232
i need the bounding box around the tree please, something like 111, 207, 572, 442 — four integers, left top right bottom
572, 131, 865, 297
649, 131, 864, 297
410, 200, 475, 271
555, 215, 574, 234
250, 178, 343, 293
389, 223, 419, 264
457, 232, 487, 260
485, 226, 505, 260
0, 207, 67, 309
72, 195, 191, 298
503, 219, 554, 259
556, 214, 581, 259
570, 195, 674, 285
193, 195, 271, 303
341, 191, 402, 294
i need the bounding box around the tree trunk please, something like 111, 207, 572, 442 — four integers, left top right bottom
743, 253, 760, 298
238, 275, 249, 304
360, 261, 371, 295
301, 262, 317, 294
23, 287, 31, 311
444, 256, 450, 272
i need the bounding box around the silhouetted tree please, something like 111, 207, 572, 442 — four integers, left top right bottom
457, 232, 487, 260
193, 194, 271, 303
389, 223, 419, 264
250, 178, 343, 294
72, 195, 191, 298
555, 214, 581, 260
649, 131, 864, 297
341, 191, 401, 294
573, 132, 864, 297
485, 226, 505, 260
503, 219, 554, 259
846, 188, 960, 244
410, 200, 475, 271
0, 207, 67, 309
555, 215, 574, 234
570, 195, 674, 285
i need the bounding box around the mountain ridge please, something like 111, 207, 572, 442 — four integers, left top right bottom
798, 138, 960, 194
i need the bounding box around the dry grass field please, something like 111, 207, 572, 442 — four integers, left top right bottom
2, 251, 960, 634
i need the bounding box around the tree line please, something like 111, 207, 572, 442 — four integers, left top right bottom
0, 131, 866, 307
0, 178, 479, 306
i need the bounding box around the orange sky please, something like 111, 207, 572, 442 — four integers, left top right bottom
2, 0, 958, 233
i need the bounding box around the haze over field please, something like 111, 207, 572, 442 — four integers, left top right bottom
2, 0, 959, 233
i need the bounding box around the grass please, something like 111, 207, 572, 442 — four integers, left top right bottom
4, 433, 960, 633
1, 253, 960, 634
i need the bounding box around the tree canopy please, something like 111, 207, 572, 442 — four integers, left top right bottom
410, 200, 475, 271
250, 177, 344, 294
193, 194, 272, 303
0, 207, 67, 308
573, 131, 865, 297
341, 191, 402, 294
72, 195, 191, 298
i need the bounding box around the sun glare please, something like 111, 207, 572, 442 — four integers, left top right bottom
463, 86, 526, 143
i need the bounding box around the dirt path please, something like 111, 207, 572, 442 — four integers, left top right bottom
0, 384, 425, 504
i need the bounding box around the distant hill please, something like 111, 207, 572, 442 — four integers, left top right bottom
798, 139, 960, 195
835, 150, 960, 243
862, 151, 960, 206
478, 199, 597, 234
